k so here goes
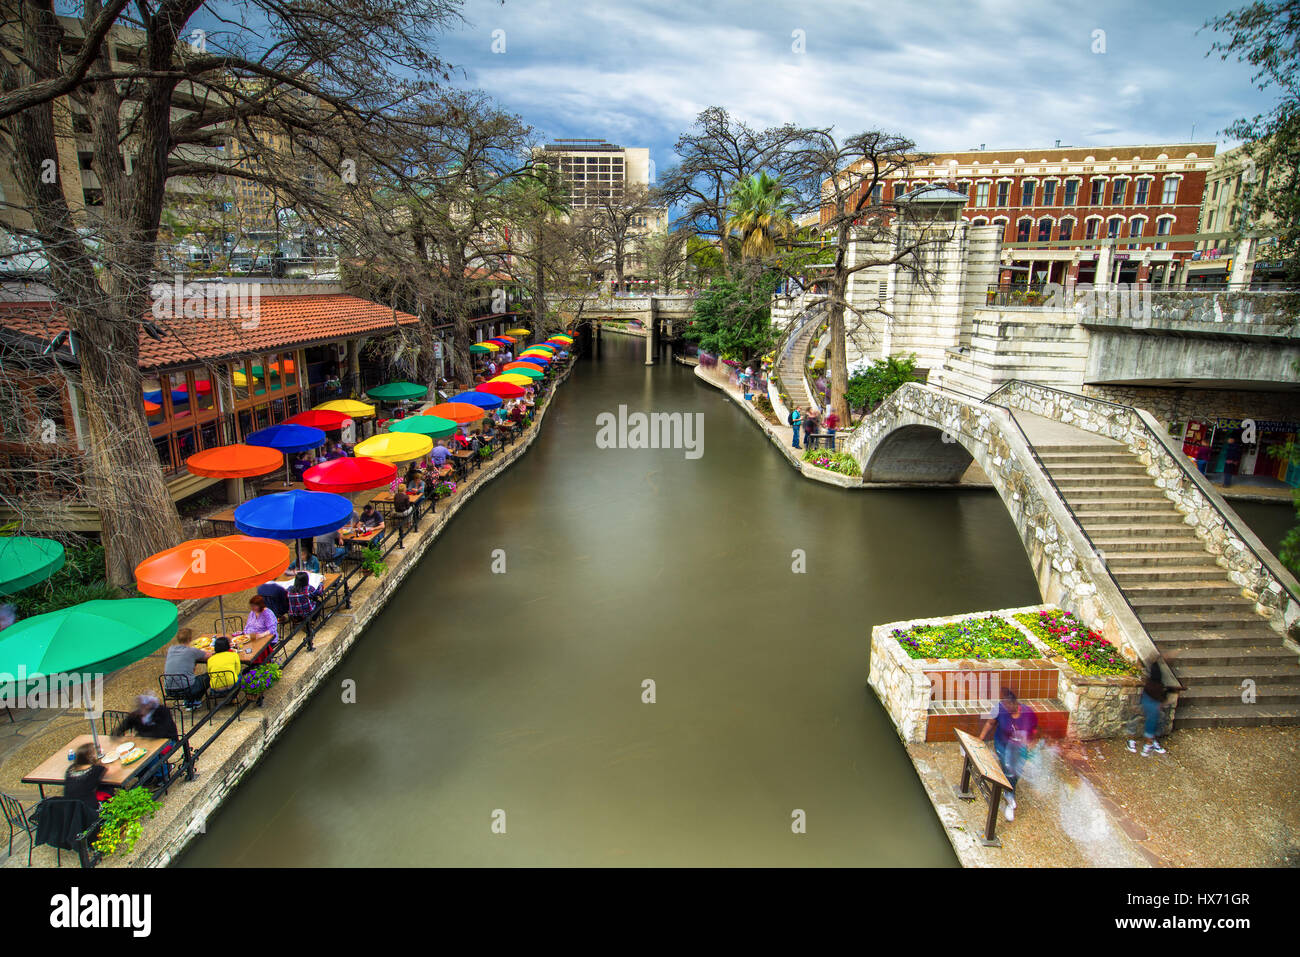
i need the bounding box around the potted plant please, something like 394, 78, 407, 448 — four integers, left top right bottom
91, 786, 161, 857
239, 661, 282, 698
360, 546, 388, 578
433, 479, 456, 500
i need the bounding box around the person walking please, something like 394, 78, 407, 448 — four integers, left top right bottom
804, 407, 820, 447
980, 688, 1038, 821
824, 409, 840, 451
1128, 662, 1172, 756
1223, 435, 1242, 488
789, 406, 803, 449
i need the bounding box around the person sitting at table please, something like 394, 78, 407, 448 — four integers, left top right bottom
240, 594, 278, 644
63, 743, 107, 815
430, 440, 454, 469
256, 580, 290, 619
286, 570, 325, 633
508, 401, 525, 425
452, 426, 472, 449
291, 450, 313, 480
323, 439, 347, 461
115, 693, 179, 748
289, 543, 320, 574
480, 420, 497, 445
359, 502, 383, 530
206, 636, 242, 693
164, 627, 210, 708
315, 531, 347, 567
392, 485, 413, 520
405, 468, 426, 500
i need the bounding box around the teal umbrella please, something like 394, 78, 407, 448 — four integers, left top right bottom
367, 381, 428, 402
0, 536, 65, 595
389, 415, 458, 439
0, 598, 178, 754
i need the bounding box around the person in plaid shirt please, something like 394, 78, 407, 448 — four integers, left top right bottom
286, 571, 323, 620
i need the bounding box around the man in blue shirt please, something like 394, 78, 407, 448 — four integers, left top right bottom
430, 440, 453, 468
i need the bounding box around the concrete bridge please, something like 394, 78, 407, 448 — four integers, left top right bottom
556, 295, 696, 364
845, 379, 1300, 729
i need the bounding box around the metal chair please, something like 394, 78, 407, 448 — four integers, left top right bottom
28, 797, 100, 867
99, 709, 134, 737
213, 614, 243, 635
1, 792, 37, 865
159, 675, 199, 732
204, 670, 242, 716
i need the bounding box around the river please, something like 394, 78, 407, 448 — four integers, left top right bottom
178, 333, 1292, 866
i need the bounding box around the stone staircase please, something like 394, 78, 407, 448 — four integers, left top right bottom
776, 314, 821, 411
1035, 442, 1300, 729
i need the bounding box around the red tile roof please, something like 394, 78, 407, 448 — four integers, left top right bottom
0, 294, 420, 370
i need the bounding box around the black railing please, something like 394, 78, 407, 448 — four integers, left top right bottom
986, 379, 1300, 615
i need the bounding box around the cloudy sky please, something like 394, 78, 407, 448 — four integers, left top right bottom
434, 0, 1271, 178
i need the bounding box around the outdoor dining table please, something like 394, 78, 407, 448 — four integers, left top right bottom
196, 631, 276, 666
205, 507, 239, 536
23, 734, 172, 799
340, 525, 384, 545
267, 571, 336, 591
258, 480, 306, 494
451, 449, 475, 477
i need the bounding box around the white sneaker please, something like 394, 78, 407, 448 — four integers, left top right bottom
1141, 743, 1153, 757
1005, 801, 1015, 822
1149, 741, 1166, 754
1126, 739, 1137, 753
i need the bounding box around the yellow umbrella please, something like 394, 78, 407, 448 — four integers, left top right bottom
492, 374, 534, 387
353, 432, 433, 464
315, 398, 376, 418
506, 328, 531, 337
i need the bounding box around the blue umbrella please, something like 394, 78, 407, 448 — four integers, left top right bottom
450, 391, 503, 410
234, 489, 354, 566
246, 423, 327, 487
513, 357, 548, 367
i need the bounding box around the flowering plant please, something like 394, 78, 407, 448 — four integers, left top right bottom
1013, 610, 1140, 676
893, 615, 1041, 660
239, 661, 283, 695
801, 448, 861, 476
433, 479, 457, 498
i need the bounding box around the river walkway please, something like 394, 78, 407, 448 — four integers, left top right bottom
1, 359, 576, 868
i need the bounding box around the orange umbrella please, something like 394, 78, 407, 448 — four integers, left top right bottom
186, 444, 284, 479
135, 534, 291, 627
424, 402, 486, 424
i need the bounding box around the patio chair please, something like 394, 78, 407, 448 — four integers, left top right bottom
159, 675, 199, 732
1, 791, 37, 864
204, 670, 242, 716
213, 614, 243, 636
100, 709, 134, 737
28, 797, 100, 867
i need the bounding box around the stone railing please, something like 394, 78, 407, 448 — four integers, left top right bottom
845, 382, 1162, 668
988, 380, 1300, 634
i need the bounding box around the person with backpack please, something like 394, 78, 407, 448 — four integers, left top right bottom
1128, 662, 1172, 756
789, 407, 803, 449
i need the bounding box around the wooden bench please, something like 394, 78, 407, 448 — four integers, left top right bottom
954, 728, 1013, 847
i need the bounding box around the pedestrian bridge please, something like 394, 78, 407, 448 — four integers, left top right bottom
844, 380, 1300, 728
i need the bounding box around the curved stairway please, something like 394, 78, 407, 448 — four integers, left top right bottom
776, 311, 821, 412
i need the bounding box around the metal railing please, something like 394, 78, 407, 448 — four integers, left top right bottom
986, 379, 1300, 615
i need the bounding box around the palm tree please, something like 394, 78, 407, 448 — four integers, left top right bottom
725, 173, 796, 260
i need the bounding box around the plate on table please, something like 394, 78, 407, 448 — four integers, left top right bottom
101, 751, 118, 764
117, 741, 135, 754
121, 747, 148, 766
193, 636, 212, 650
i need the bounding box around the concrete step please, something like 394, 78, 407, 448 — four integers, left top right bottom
1074, 510, 1188, 526
1071, 498, 1181, 513
1059, 486, 1169, 500
1111, 563, 1229, 579
1177, 681, 1300, 705
1122, 580, 1244, 600
1151, 628, 1277, 649
1037, 452, 1140, 466
1141, 609, 1271, 632
1161, 643, 1295, 667
1094, 540, 1209, 556
1173, 702, 1300, 728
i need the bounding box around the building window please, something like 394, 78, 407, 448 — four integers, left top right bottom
1085, 217, 1100, 240
996, 182, 1010, 206
1063, 179, 1079, 206
1110, 178, 1128, 205
1155, 216, 1174, 249
1106, 217, 1123, 238
972, 217, 988, 226
1089, 179, 1105, 205
975, 182, 990, 206
1161, 176, 1180, 203
1042, 180, 1057, 206
1058, 217, 1075, 241
871, 183, 883, 205
893, 181, 906, 200
1021, 180, 1036, 206
1129, 217, 1145, 238
1016, 217, 1032, 242
1037, 218, 1053, 242
1134, 178, 1150, 205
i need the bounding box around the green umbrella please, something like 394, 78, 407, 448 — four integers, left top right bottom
0, 598, 179, 754
469, 343, 493, 354
502, 366, 543, 379
367, 381, 428, 402
0, 536, 66, 595
388, 415, 458, 439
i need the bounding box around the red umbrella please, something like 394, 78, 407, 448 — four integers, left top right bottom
303, 456, 397, 494
186, 444, 284, 479
474, 381, 526, 398
284, 409, 349, 431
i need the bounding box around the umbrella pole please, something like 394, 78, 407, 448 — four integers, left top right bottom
284, 454, 292, 487
90, 714, 102, 758
218, 594, 227, 635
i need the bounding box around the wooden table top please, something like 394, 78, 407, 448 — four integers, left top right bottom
955, 728, 1012, 789
259, 481, 305, 494
24, 734, 172, 788
269, 572, 340, 593
452, 449, 474, 459
207, 507, 239, 523
340, 525, 383, 543
196, 632, 274, 663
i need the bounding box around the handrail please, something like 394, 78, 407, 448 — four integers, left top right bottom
772, 299, 825, 411
985, 379, 1300, 615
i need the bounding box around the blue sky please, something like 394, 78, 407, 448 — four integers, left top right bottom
434, 0, 1273, 180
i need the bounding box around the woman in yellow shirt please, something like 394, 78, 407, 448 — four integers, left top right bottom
206, 636, 242, 693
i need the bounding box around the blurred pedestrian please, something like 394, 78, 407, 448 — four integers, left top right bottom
980, 688, 1038, 821
1128, 662, 1172, 756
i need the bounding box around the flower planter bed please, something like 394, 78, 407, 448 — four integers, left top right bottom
1013, 609, 1142, 678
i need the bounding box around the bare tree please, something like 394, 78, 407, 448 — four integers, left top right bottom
578, 182, 654, 291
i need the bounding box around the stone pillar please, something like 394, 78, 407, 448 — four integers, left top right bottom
1094, 242, 1114, 292
645, 303, 658, 365
1230, 237, 1254, 287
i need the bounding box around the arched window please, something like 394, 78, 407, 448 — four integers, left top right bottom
1128, 216, 1146, 238
1161, 175, 1181, 204
1058, 217, 1075, 241
1106, 216, 1124, 238
1085, 216, 1102, 240
1020, 179, 1037, 206
972, 217, 989, 226
1016, 217, 1033, 242
1037, 217, 1053, 242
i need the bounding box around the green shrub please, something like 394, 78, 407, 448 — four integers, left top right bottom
892, 615, 1041, 660
801, 448, 861, 476
92, 786, 160, 857
8, 543, 125, 617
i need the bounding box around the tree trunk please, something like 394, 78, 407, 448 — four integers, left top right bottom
827, 241, 852, 424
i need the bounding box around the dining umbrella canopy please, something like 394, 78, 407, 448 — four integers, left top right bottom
424, 402, 485, 424
367, 381, 428, 403
530, 344, 558, 352
135, 534, 291, 645
505, 328, 531, 337
245, 423, 326, 454
475, 380, 526, 398
450, 390, 503, 410
0, 536, 65, 595
521, 347, 554, 356
354, 432, 434, 464
303, 456, 396, 494
234, 489, 355, 563
500, 366, 543, 380
284, 410, 349, 431
551, 333, 574, 342
511, 358, 548, 370
493, 335, 517, 343
0, 597, 180, 753
0, 598, 178, 691
314, 399, 376, 418
469, 342, 499, 354
185, 443, 283, 480
491, 374, 535, 387
389, 415, 458, 439
518, 351, 552, 361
